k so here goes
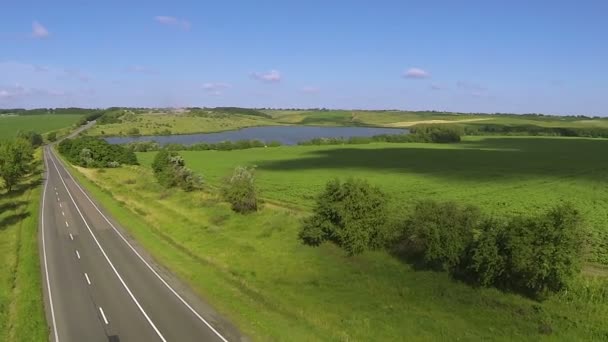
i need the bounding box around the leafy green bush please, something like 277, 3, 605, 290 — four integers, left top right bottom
46, 131, 57, 142
16, 130, 43, 147
0, 138, 34, 191
401, 200, 480, 271
220, 166, 258, 214
151, 149, 202, 191
299, 178, 390, 255
58, 137, 137, 168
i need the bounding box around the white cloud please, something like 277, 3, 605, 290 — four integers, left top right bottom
250, 70, 281, 83
63, 68, 91, 82
32, 21, 49, 38
202, 82, 231, 96
457, 81, 487, 91
404, 68, 430, 79
154, 16, 191, 30
430, 83, 444, 90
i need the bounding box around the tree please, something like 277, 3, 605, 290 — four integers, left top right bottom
504, 203, 584, 296
403, 200, 480, 271
299, 178, 389, 255
17, 130, 43, 147
221, 166, 258, 213
152, 149, 202, 191
0, 139, 34, 192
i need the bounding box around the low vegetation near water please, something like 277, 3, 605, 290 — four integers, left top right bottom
67, 135, 608, 340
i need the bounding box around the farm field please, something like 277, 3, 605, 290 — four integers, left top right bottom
137, 136, 608, 264
0, 152, 47, 342
67, 136, 608, 341
0, 114, 82, 139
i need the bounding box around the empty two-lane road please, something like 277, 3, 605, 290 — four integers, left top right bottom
40, 147, 242, 342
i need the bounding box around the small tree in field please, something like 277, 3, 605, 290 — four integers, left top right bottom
221, 166, 258, 213
299, 178, 389, 255
0, 139, 34, 192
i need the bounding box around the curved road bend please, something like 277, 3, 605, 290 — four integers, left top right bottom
39, 146, 242, 342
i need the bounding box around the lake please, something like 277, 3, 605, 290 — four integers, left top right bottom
105, 126, 408, 146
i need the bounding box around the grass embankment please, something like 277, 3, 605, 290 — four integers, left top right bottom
0, 115, 83, 139
86, 112, 277, 137
70, 137, 608, 340
0, 151, 47, 341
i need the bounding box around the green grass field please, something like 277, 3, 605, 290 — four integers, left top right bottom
86, 112, 277, 136
0, 114, 82, 139
67, 136, 608, 341
0, 152, 47, 342
137, 136, 608, 264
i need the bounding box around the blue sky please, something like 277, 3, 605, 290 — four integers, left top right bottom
1, 1, 606, 115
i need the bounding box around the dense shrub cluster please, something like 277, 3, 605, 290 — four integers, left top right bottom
220, 166, 258, 213
58, 137, 137, 168
299, 179, 389, 255
465, 124, 608, 138
16, 131, 43, 147
0, 138, 34, 192
151, 149, 202, 192
298, 125, 462, 146
301, 179, 585, 298
125, 139, 282, 152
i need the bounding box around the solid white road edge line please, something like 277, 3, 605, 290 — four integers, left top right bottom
42, 149, 60, 342
49, 153, 168, 342
99, 307, 109, 325
52, 149, 230, 342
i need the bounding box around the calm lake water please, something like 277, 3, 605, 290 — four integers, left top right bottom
105, 126, 408, 146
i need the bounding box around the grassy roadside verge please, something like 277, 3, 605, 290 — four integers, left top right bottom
60, 146, 608, 341
0, 151, 47, 342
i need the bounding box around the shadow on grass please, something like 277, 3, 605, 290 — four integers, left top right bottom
0, 200, 28, 214
255, 137, 608, 182
0, 212, 30, 231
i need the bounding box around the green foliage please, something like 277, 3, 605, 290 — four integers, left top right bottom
0, 139, 34, 191
300, 178, 389, 255
221, 166, 258, 213
402, 200, 480, 271
16, 131, 43, 147
410, 124, 463, 143
46, 131, 57, 142
502, 203, 584, 296
58, 136, 138, 168
126, 127, 140, 136
152, 149, 202, 191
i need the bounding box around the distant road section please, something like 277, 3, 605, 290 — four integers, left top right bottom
40, 145, 241, 341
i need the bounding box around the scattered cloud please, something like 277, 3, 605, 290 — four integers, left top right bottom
404, 68, 430, 79
154, 16, 191, 30
430, 83, 444, 90
125, 65, 156, 74
32, 21, 49, 38
202, 82, 231, 95
250, 70, 281, 83
0, 84, 67, 101
33, 65, 49, 72
301, 86, 320, 94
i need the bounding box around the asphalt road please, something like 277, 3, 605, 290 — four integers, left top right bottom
39, 146, 242, 342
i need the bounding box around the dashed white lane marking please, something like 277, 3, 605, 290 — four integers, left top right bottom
59, 203, 62, 208
49, 153, 167, 342
62, 211, 65, 216
41, 150, 60, 342
76, 250, 81, 259
99, 307, 109, 325
51, 150, 230, 342
85, 273, 91, 285
69, 233, 73, 241
65, 221, 69, 228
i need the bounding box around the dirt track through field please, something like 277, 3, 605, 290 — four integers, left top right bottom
386, 118, 490, 127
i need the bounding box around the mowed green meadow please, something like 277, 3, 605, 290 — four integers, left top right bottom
0, 114, 82, 138
67, 136, 608, 341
